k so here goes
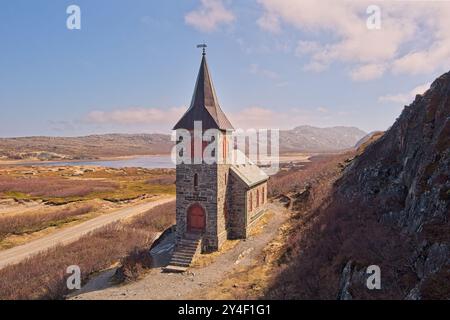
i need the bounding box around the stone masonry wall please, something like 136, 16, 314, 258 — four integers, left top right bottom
176, 163, 219, 252
246, 181, 268, 231
176, 133, 231, 252
216, 163, 230, 248
228, 172, 248, 239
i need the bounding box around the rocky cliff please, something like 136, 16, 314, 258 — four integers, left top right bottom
267, 71, 449, 300
334, 71, 449, 299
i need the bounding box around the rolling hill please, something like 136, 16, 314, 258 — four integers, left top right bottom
0, 126, 367, 161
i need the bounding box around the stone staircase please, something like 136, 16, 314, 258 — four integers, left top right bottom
164, 233, 202, 273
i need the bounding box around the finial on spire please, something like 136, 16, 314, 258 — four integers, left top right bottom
197, 43, 207, 56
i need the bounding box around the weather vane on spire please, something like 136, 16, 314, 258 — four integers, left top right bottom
197, 43, 207, 56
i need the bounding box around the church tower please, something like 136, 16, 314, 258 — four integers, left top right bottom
173, 48, 234, 253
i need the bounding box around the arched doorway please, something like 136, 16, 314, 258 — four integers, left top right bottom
187, 204, 206, 233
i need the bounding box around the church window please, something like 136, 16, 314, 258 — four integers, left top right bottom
262, 187, 265, 204
256, 189, 260, 207
223, 135, 227, 162
194, 173, 198, 188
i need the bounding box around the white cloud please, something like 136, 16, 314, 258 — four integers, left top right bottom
296, 41, 322, 56
185, 0, 235, 32
249, 63, 279, 79
82, 106, 354, 132
350, 64, 386, 81
229, 106, 343, 130
257, 13, 281, 33
379, 82, 431, 104
257, 0, 450, 79
85, 107, 185, 126
276, 81, 289, 88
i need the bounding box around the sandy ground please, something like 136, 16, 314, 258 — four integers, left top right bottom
0, 199, 45, 216
71, 201, 289, 300
0, 196, 175, 270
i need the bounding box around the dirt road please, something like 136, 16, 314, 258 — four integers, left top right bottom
0, 196, 175, 270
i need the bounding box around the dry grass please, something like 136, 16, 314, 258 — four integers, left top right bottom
248, 211, 274, 237
192, 211, 274, 270
0, 205, 93, 240
192, 240, 240, 268
268, 153, 354, 198
0, 176, 117, 199
0, 167, 175, 205
267, 199, 414, 300
195, 212, 287, 300
0, 201, 175, 300
264, 150, 420, 299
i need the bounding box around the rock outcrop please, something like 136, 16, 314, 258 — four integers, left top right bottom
336, 71, 449, 299
267, 71, 449, 300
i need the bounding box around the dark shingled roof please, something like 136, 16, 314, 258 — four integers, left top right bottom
173, 55, 234, 131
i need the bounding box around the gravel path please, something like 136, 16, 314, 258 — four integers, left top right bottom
71, 202, 288, 300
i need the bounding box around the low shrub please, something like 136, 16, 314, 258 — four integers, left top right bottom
0, 205, 93, 240
0, 201, 175, 300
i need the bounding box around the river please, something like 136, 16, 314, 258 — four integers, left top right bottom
4, 155, 175, 169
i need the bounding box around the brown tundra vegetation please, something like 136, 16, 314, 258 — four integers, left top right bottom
0, 176, 117, 198
0, 201, 175, 300
265, 71, 450, 300
0, 205, 93, 240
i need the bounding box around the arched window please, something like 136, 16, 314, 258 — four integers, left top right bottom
223, 135, 227, 162
249, 192, 253, 212
178, 136, 184, 158
194, 173, 198, 188
210, 136, 216, 159
262, 187, 265, 204
256, 189, 260, 207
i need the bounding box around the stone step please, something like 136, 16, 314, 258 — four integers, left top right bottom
170, 262, 190, 268
170, 259, 192, 266
178, 241, 199, 246
172, 252, 194, 258
172, 253, 194, 259
175, 247, 198, 253
178, 239, 200, 245
176, 244, 198, 250
163, 265, 187, 273
175, 243, 198, 249
171, 255, 192, 261
165, 236, 202, 273
170, 257, 192, 264
172, 252, 195, 258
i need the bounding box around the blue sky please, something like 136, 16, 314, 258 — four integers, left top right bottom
1, 0, 449, 137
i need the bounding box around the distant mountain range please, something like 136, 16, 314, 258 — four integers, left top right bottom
0, 126, 367, 161
280, 126, 366, 153
0, 134, 172, 161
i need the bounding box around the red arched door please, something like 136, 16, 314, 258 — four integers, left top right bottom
187, 204, 206, 233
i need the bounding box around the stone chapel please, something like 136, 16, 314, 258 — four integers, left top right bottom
167, 50, 269, 271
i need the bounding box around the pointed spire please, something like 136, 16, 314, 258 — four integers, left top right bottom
173, 52, 234, 131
